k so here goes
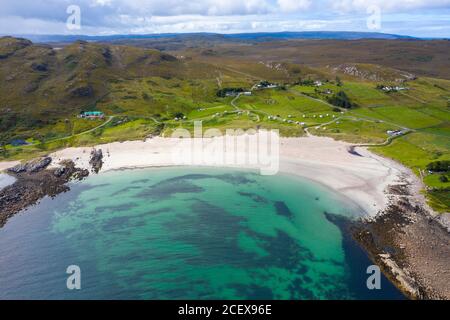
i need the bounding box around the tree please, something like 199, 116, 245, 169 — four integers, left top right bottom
336, 76, 343, 87
427, 160, 450, 173
173, 112, 185, 119
0, 133, 10, 157
439, 175, 448, 183
327, 91, 354, 109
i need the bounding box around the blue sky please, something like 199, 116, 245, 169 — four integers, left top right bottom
0, 0, 449, 37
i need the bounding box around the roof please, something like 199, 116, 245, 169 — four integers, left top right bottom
82, 111, 104, 116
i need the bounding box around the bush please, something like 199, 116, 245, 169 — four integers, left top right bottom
427, 160, 450, 173
327, 91, 354, 109
439, 175, 449, 183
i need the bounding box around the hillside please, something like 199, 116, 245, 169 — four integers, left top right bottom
172, 39, 450, 80
0, 37, 184, 133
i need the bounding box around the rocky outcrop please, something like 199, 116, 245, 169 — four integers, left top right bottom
8, 157, 52, 174
89, 148, 103, 173
332, 63, 416, 82
31, 62, 48, 72
0, 160, 89, 228
353, 184, 450, 300
71, 85, 94, 97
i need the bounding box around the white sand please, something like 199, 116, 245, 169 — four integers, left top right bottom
39, 134, 419, 216
0, 161, 20, 172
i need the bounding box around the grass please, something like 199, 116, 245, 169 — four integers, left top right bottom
428, 189, 450, 212
309, 118, 392, 144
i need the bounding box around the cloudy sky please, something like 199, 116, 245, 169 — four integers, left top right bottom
0, 0, 449, 37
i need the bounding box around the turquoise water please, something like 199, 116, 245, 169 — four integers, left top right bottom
0, 167, 403, 299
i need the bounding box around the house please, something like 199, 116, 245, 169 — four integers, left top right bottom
10, 139, 29, 147
257, 81, 278, 89
387, 130, 404, 137
314, 81, 323, 87
79, 111, 105, 119
380, 85, 409, 93
243, 91, 252, 96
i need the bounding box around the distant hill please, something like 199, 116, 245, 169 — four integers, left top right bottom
17, 31, 418, 44
223, 31, 417, 40
0, 36, 182, 132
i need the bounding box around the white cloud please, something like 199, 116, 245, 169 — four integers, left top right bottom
331, 0, 450, 13
277, 0, 312, 13
0, 0, 448, 37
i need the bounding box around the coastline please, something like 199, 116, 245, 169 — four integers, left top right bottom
0, 134, 448, 299
46, 135, 404, 216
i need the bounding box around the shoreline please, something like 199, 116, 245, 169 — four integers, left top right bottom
46, 135, 406, 216
0, 134, 448, 299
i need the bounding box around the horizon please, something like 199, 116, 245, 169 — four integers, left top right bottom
0, 1, 449, 38
2, 31, 448, 43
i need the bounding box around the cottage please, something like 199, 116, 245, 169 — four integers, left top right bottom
10, 139, 29, 147
79, 111, 105, 119
314, 81, 323, 87
387, 130, 404, 137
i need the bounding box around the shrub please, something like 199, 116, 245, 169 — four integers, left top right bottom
327, 91, 354, 109
427, 160, 450, 172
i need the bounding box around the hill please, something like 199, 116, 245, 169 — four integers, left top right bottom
22, 31, 418, 44
0, 36, 184, 132
176, 39, 450, 80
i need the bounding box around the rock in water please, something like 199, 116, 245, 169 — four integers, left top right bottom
89, 149, 103, 173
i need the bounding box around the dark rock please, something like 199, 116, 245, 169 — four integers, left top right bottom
8, 163, 27, 174
53, 167, 66, 177
31, 63, 48, 72
26, 157, 52, 173
1, 159, 89, 228
89, 149, 103, 174
8, 157, 52, 174
73, 169, 90, 180
71, 85, 94, 97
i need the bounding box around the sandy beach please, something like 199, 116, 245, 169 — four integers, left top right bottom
0, 161, 20, 172
1, 134, 448, 299
39, 134, 421, 216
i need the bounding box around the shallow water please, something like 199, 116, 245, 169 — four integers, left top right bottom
0, 173, 15, 191
0, 167, 403, 299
